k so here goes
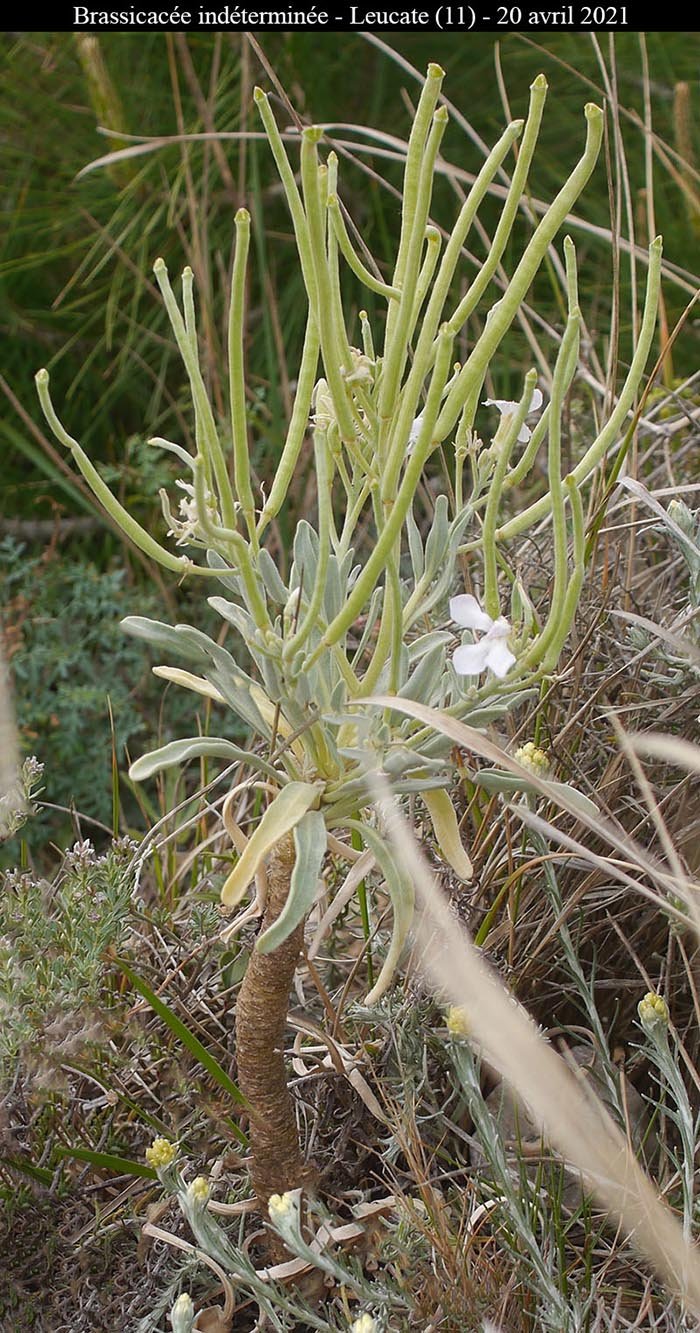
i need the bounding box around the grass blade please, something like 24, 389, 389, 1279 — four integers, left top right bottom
54, 1145, 156, 1180
1, 1155, 55, 1186
117, 959, 248, 1141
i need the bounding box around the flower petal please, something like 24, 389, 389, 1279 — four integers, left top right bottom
484, 639, 516, 678
483, 397, 516, 417
484, 386, 542, 437
449, 594, 493, 632
485, 616, 512, 640
407, 411, 424, 452
452, 641, 490, 676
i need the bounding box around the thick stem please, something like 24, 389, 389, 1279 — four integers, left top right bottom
235, 834, 309, 1226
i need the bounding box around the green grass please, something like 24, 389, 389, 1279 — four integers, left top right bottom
3, 33, 698, 528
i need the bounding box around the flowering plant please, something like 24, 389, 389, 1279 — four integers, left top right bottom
36, 64, 660, 1215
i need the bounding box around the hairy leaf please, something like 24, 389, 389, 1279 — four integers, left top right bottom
220, 781, 322, 908
352, 820, 415, 1005
128, 735, 278, 782
256, 809, 327, 953
422, 788, 473, 880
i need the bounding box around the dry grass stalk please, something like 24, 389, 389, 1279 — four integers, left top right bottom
370, 774, 700, 1318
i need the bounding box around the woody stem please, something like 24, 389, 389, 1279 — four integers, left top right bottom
235, 834, 308, 1243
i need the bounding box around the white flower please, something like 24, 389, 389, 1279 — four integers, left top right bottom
450, 594, 516, 679
343, 347, 375, 387
483, 387, 543, 444
312, 377, 335, 431
408, 410, 425, 451
408, 364, 462, 452
162, 477, 221, 547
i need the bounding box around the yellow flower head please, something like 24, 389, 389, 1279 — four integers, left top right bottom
268, 1191, 296, 1224
187, 1175, 210, 1204
145, 1136, 177, 1169
515, 741, 549, 777
638, 991, 669, 1033
445, 1005, 470, 1038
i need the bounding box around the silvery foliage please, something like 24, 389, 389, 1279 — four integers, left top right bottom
35, 66, 661, 1001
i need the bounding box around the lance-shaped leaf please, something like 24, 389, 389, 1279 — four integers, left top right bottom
406, 503, 425, 583
152, 666, 225, 703
383, 747, 447, 779
353, 821, 415, 1005
474, 768, 599, 817
220, 781, 322, 908
291, 519, 320, 597
395, 776, 457, 794
203, 661, 277, 739
423, 493, 451, 580
158, 627, 276, 739
129, 736, 278, 782
322, 549, 355, 623
256, 809, 327, 954
399, 640, 449, 703
422, 788, 473, 880
208, 595, 256, 641
121, 616, 210, 668
244, 684, 308, 763
457, 692, 536, 728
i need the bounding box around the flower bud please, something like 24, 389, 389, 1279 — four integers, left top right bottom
445, 1005, 470, 1038
170, 1292, 195, 1333
352, 1316, 378, 1333
187, 1175, 210, 1207
268, 1191, 297, 1225
638, 991, 669, 1035
515, 741, 549, 776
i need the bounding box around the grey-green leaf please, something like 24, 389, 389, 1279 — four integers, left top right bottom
206, 549, 239, 592
353, 821, 415, 1005
121, 616, 209, 668
221, 781, 321, 907
128, 736, 271, 782
399, 640, 448, 703
423, 494, 450, 579
473, 768, 532, 794
208, 596, 255, 640
322, 554, 343, 622
472, 769, 599, 818
256, 810, 327, 954
292, 520, 319, 597
257, 549, 289, 605
406, 504, 425, 582
547, 782, 599, 819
